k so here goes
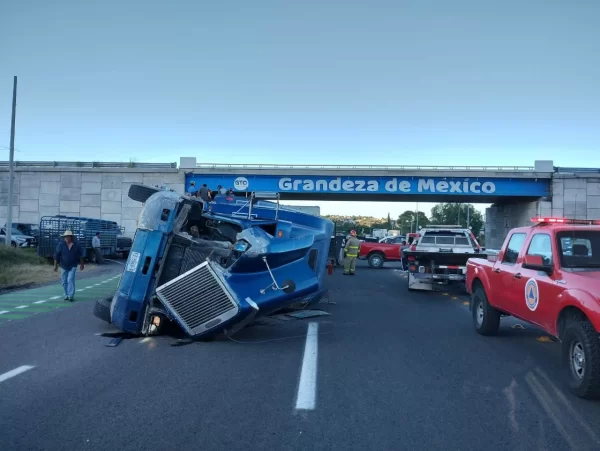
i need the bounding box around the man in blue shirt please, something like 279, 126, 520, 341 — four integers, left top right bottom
53, 230, 85, 302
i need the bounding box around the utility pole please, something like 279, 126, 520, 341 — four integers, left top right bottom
415, 202, 419, 231
6, 76, 17, 247
467, 204, 470, 229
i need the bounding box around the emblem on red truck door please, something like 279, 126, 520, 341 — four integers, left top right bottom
525, 278, 539, 311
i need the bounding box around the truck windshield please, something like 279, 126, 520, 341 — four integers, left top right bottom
557, 231, 600, 268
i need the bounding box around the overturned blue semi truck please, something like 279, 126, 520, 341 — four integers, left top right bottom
94, 184, 334, 339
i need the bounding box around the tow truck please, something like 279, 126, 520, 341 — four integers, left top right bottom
403, 225, 485, 291
94, 184, 333, 340
466, 217, 600, 399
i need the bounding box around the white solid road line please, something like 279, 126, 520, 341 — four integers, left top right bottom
0, 311, 9, 315
295, 322, 319, 411
0, 365, 35, 384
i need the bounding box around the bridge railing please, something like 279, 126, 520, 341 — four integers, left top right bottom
0, 161, 178, 169
195, 163, 537, 171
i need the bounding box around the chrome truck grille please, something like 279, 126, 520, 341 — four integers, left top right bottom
155, 261, 239, 337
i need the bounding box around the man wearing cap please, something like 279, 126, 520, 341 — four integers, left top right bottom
343, 230, 361, 275
53, 230, 85, 302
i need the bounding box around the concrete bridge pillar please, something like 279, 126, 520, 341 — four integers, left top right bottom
485, 171, 600, 250
484, 200, 550, 250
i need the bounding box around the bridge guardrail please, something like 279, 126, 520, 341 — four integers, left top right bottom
195, 163, 537, 172
0, 161, 177, 169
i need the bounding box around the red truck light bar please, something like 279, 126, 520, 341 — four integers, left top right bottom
531, 217, 600, 225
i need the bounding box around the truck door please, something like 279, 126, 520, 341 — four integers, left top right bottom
512, 233, 561, 330
490, 232, 528, 311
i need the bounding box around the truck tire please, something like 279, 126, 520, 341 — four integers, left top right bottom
562, 320, 600, 399
368, 252, 384, 269
93, 297, 112, 324
472, 286, 500, 336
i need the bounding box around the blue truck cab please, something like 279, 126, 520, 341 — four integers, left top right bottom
100, 185, 333, 339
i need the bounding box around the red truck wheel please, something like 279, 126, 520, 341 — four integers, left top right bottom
368, 253, 384, 269
472, 286, 500, 336
562, 320, 600, 399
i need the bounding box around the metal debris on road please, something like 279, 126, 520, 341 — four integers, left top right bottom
285, 310, 331, 319
105, 337, 123, 347
318, 290, 336, 305
270, 314, 295, 321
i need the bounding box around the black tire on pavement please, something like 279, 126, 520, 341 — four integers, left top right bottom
93, 297, 112, 323
562, 319, 600, 399
128, 183, 160, 203
368, 253, 385, 269
472, 286, 500, 336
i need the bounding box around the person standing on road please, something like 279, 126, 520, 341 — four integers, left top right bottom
400, 240, 409, 272
53, 230, 85, 302
92, 232, 104, 264
343, 230, 361, 276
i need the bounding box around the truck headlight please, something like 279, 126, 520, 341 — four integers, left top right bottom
233, 240, 250, 252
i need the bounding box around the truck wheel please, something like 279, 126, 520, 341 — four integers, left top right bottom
472, 286, 500, 336
562, 320, 600, 399
368, 253, 384, 269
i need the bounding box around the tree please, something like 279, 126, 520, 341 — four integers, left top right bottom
429, 203, 484, 236
387, 213, 392, 229
397, 210, 429, 233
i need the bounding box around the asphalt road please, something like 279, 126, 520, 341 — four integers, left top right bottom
1, 261, 599, 451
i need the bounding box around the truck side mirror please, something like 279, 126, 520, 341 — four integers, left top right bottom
522, 255, 553, 275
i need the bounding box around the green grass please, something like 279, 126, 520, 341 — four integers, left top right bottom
0, 246, 55, 289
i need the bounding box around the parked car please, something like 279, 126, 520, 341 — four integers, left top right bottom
0, 227, 36, 248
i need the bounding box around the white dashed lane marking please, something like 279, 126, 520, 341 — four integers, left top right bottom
0, 275, 122, 314
0, 365, 35, 384
295, 322, 319, 411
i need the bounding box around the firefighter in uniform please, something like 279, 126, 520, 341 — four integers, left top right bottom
343, 230, 361, 275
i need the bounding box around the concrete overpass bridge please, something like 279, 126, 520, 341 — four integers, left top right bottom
183, 158, 554, 204
1, 158, 599, 249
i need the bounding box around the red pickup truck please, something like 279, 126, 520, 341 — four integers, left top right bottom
466, 217, 600, 399
358, 233, 419, 268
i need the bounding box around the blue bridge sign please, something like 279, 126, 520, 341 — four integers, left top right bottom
186, 174, 550, 197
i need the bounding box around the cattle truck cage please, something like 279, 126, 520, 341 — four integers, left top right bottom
38, 215, 120, 261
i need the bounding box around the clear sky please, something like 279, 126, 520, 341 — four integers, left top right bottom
1, 0, 599, 218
